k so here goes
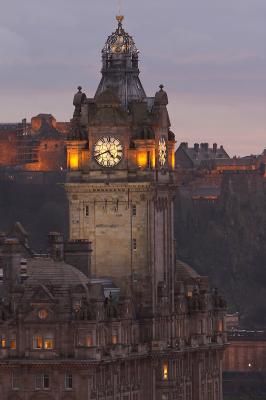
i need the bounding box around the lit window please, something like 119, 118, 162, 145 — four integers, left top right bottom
132, 205, 137, 216
1, 336, 6, 349
218, 320, 223, 332
69, 153, 79, 170
12, 371, 20, 390
112, 332, 118, 345
10, 335, 16, 350
33, 334, 54, 350
163, 363, 168, 380
86, 334, 93, 347
133, 239, 137, 251
65, 373, 73, 389
44, 335, 54, 350
33, 335, 43, 349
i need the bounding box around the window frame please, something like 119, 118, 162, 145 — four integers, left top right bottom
33, 334, 54, 350
65, 372, 73, 390
35, 373, 50, 390
12, 370, 21, 390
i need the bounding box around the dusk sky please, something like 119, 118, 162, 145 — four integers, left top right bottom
0, 0, 265, 156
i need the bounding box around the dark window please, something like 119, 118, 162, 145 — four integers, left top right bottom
35, 373, 50, 390
12, 371, 20, 390
132, 205, 137, 216
85, 205, 89, 217
43, 374, 50, 389
35, 374, 42, 390
65, 373, 73, 389
133, 239, 137, 250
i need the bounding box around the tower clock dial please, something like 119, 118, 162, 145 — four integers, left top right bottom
158, 137, 167, 167
94, 136, 123, 167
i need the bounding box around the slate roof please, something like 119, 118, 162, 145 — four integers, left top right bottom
176, 143, 230, 168
176, 259, 200, 281
23, 258, 90, 303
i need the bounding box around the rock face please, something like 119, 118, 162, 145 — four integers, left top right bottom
0, 179, 68, 251
175, 172, 266, 328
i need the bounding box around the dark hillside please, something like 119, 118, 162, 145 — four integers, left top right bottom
175, 174, 266, 327
0, 181, 68, 251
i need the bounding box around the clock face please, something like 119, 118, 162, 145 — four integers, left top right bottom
158, 137, 167, 167
94, 136, 123, 167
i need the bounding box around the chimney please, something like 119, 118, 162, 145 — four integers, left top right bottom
213, 143, 217, 153
194, 143, 199, 152
64, 240, 92, 277
180, 142, 188, 149
1, 239, 22, 288
22, 118, 27, 135
48, 232, 64, 261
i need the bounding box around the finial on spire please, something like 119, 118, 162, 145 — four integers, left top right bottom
116, 15, 124, 24
159, 84, 164, 90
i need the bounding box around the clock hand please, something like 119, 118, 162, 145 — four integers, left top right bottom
95, 150, 110, 157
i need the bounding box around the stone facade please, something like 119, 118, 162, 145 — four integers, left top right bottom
0, 233, 226, 400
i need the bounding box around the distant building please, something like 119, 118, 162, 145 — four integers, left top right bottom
175, 142, 230, 169
0, 114, 70, 171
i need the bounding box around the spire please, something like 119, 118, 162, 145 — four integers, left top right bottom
95, 15, 146, 109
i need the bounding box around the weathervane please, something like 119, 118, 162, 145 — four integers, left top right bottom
116, 0, 124, 25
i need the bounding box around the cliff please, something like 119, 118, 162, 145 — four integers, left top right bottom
175, 173, 266, 328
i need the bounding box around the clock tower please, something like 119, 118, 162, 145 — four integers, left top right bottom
66, 16, 176, 310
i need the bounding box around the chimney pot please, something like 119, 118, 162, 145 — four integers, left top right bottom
194, 143, 199, 152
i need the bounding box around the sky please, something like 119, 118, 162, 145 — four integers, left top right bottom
0, 0, 265, 156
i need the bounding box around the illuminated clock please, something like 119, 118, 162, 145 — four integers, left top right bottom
94, 136, 123, 167
158, 137, 167, 167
